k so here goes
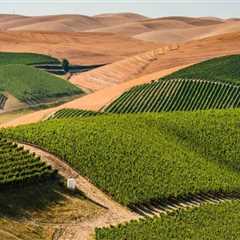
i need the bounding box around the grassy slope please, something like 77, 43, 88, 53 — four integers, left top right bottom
96, 200, 240, 240
2, 109, 240, 205
163, 54, 240, 85
0, 64, 82, 103
0, 52, 59, 66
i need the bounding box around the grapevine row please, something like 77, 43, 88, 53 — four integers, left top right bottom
105, 79, 240, 113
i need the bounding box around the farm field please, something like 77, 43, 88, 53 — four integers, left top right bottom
2, 109, 240, 206
105, 55, 240, 113
0, 52, 59, 66
0, 64, 82, 106
163, 54, 240, 85
96, 200, 240, 240
48, 108, 102, 120
0, 137, 54, 185
1, 8, 240, 240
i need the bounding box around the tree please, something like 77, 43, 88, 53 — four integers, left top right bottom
62, 59, 70, 73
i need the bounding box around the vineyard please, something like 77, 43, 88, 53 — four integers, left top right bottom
48, 109, 102, 120
0, 94, 7, 110
2, 109, 240, 205
96, 200, 240, 240
0, 64, 82, 105
163, 54, 240, 85
105, 79, 240, 113
0, 52, 60, 66
0, 138, 55, 186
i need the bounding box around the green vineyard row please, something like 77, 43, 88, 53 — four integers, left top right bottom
48, 109, 102, 120
96, 200, 240, 240
3, 109, 240, 205
105, 79, 240, 113
0, 138, 55, 186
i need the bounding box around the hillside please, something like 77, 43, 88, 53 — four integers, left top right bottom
0, 52, 59, 66
134, 21, 240, 43
163, 54, 240, 84
96, 200, 240, 240
0, 64, 82, 105
0, 138, 54, 186
3, 109, 240, 206
104, 55, 240, 113
0, 31, 161, 65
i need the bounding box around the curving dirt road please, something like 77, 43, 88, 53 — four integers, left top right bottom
20, 143, 139, 240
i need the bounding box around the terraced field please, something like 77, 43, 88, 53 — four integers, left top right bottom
2, 109, 240, 206
0, 52, 59, 66
0, 64, 82, 105
48, 108, 102, 120
0, 138, 55, 186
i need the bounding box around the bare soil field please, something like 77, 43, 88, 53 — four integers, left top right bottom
69, 31, 240, 91
0, 31, 161, 65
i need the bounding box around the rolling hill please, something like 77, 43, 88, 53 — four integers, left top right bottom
0, 52, 59, 66
3, 109, 240, 206
0, 138, 54, 186
0, 31, 161, 65
0, 64, 82, 106
96, 200, 240, 240
104, 55, 240, 113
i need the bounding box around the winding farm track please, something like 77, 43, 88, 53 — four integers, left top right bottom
19, 143, 240, 240
20, 143, 139, 240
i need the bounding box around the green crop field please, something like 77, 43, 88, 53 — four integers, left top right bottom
0, 64, 82, 105
48, 109, 102, 120
105, 79, 240, 113
0, 52, 60, 66
96, 200, 240, 240
104, 55, 240, 114
163, 54, 240, 85
2, 109, 240, 205
0, 138, 54, 186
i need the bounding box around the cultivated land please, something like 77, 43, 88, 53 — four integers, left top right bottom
105, 55, 240, 113
0, 64, 82, 105
2, 109, 240, 205
1, 12, 240, 240
0, 52, 59, 66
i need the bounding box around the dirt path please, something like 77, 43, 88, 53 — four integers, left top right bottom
20, 143, 139, 240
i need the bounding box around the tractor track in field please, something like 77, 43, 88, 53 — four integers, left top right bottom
19, 142, 240, 240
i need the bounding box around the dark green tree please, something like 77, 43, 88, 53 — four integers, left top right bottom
62, 59, 70, 73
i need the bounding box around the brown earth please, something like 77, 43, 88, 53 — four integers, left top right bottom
70, 31, 240, 91
0, 13, 148, 32
134, 21, 240, 43
0, 31, 161, 65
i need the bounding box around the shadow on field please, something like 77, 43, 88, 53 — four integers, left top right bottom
0, 179, 85, 220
